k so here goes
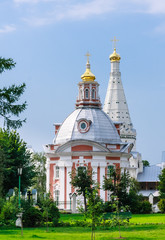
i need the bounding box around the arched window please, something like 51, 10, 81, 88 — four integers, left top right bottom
54, 190, 60, 206
54, 166, 59, 179
85, 88, 89, 99
92, 89, 95, 99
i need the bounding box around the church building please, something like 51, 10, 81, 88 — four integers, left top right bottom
44, 46, 143, 211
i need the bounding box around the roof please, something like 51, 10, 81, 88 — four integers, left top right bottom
54, 108, 121, 145
139, 190, 159, 197
137, 165, 161, 182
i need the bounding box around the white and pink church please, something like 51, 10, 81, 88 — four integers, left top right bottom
44, 48, 144, 211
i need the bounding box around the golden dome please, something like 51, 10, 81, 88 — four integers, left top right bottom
109, 48, 121, 62
81, 59, 96, 81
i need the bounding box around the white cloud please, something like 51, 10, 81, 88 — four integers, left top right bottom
0, 25, 16, 34
130, 0, 165, 14
13, 0, 165, 27
56, 0, 115, 21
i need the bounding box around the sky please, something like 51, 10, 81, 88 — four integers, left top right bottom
0, 0, 165, 165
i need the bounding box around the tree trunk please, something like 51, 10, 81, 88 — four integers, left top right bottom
83, 193, 87, 211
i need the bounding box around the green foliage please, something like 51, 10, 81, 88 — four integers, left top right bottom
32, 152, 46, 196
23, 206, 42, 227
158, 199, 165, 213
139, 200, 152, 214
70, 167, 94, 211
0, 57, 27, 129
103, 167, 141, 212
106, 196, 130, 238
0, 149, 5, 198
40, 193, 60, 228
0, 129, 36, 197
142, 160, 150, 167
85, 185, 104, 240
0, 194, 19, 226
158, 168, 165, 199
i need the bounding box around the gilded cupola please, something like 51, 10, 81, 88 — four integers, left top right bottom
81, 53, 96, 81
109, 48, 121, 62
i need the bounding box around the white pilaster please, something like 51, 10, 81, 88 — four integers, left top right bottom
46, 158, 50, 193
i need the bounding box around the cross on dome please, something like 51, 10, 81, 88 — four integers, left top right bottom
81, 52, 95, 81
111, 36, 119, 50
109, 37, 121, 62
85, 52, 90, 63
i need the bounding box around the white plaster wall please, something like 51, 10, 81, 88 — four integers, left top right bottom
46, 158, 50, 193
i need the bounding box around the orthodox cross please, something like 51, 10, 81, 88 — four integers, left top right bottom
27, 190, 32, 203
85, 52, 90, 62
111, 36, 119, 49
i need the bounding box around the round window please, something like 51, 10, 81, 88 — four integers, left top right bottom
77, 119, 91, 133
80, 122, 86, 129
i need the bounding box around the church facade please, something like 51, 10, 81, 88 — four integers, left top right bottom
44, 47, 143, 211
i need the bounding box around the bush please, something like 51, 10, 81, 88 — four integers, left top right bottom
158, 199, 165, 213
0, 199, 18, 225
103, 201, 113, 212
140, 200, 152, 214
23, 206, 42, 227
43, 201, 60, 226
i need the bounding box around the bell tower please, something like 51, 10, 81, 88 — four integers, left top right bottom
76, 52, 101, 109
103, 38, 136, 150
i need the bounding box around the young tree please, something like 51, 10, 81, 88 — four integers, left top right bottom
110, 196, 128, 239
85, 185, 104, 240
0, 57, 27, 129
103, 167, 140, 210
158, 168, 165, 199
0, 128, 36, 196
70, 167, 94, 211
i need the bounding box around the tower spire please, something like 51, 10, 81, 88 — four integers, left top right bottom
103, 43, 136, 150
76, 54, 101, 109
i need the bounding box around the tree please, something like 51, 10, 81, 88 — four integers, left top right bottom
0, 57, 27, 129
142, 160, 150, 167
40, 193, 60, 231
85, 185, 104, 240
109, 196, 129, 239
70, 167, 94, 211
158, 168, 165, 199
0, 128, 36, 196
103, 167, 130, 207
103, 167, 141, 211
158, 199, 165, 213
32, 152, 46, 197
0, 148, 5, 198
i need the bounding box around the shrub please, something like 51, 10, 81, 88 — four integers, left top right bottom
140, 200, 152, 214
23, 206, 42, 227
0, 199, 18, 225
158, 199, 165, 213
43, 201, 60, 227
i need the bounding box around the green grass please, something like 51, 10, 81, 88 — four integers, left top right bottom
0, 225, 165, 240
0, 214, 165, 240
60, 213, 165, 224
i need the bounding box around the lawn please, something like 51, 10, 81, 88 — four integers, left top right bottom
0, 214, 165, 240
60, 213, 165, 224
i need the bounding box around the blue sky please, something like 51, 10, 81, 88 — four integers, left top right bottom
0, 0, 165, 165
